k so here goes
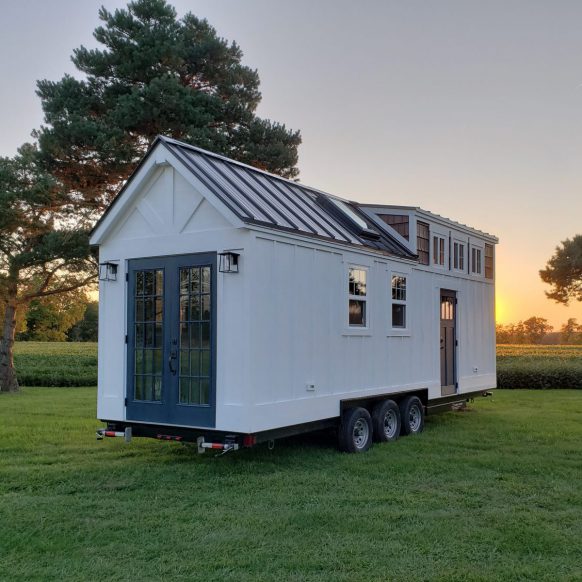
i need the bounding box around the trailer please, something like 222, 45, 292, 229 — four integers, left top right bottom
90, 136, 498, 453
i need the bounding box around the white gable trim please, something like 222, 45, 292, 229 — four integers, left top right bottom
90, 142, 245, 246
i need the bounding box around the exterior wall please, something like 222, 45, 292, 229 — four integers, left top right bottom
96, 163, 251, 432
244, 229, 495, 433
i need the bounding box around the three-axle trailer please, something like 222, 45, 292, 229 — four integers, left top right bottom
91, 136, 497, 454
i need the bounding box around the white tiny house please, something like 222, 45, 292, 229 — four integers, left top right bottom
91, 136, 497, 452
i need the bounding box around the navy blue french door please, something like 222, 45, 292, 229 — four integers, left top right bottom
126, 253, 216, 428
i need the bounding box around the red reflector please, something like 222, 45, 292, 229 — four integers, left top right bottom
243, 434, 256, 448
156, 434, 183, 441
104, 431, 117, 437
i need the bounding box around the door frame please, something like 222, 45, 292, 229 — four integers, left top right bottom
125, 252, 217, 428
440, 288, 457, 396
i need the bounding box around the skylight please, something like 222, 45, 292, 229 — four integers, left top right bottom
329, 198, 370, 231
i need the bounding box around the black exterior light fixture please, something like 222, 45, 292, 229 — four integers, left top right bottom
218, 252, 240, 273
99, 261, 118, 281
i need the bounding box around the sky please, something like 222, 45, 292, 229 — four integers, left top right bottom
1, 0, 582, 328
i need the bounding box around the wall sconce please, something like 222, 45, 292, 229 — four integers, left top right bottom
99, 262, 118, 281
218, 252, 240, 273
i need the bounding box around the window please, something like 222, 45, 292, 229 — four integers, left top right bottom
433, 236, 445, 266
391, 275, 407, 328
417, 221, 430, 265
485, 244, 494, 279
453, 242, 465, 271
471, 247, 482, 275
348, 267, 367, 326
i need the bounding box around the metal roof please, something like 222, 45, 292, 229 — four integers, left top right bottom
161, 137, 416, 259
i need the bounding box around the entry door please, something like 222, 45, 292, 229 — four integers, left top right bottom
126, 253, 216, 428
440, 289, 457, 396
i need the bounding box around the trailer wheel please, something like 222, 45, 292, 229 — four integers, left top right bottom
399, 395, 425, 436
339, 407, 373, 453
372, 399, 401, 443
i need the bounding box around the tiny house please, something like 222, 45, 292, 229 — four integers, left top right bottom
91, 136, 497, 453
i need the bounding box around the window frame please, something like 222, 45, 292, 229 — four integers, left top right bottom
433, 234, 446, 268
388, 269, 411, 336
416, 221, 430, 266
470, 245, 483, 276
452, 240, 466, 272
347, 265, 369, 330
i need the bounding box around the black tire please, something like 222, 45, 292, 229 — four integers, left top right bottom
372, 399, 401, 443
399, 395, 425, 436
338, 407, 373, 453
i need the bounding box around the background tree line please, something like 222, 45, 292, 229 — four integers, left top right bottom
0, 295, 98, 342
496, 317, 582, 345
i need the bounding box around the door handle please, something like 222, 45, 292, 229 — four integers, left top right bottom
169, 350, 177, 375
168, 339, 178, 375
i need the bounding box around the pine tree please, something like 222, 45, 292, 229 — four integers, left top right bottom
35, 0, 301, 212
1, 0, 302, 391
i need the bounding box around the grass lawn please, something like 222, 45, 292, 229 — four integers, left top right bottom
1, 389, 581, 580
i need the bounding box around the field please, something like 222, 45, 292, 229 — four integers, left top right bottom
13, 342, 582, 390
14, 342, 97, 386
497, 344, 582, 389
1, 387, 581, 580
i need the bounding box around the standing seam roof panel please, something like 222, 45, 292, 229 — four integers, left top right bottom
238, 168, 317, 234
186, 153, 276, 223
168, 144, 250, 220
283, 182, 360, 243
247, 171, 347, 239
162, 138, 416, 258
210, 159, 299, 230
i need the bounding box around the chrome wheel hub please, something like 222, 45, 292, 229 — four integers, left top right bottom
353, 418, 369, 449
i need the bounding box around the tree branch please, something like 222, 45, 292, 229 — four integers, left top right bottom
22, 274, 97, 302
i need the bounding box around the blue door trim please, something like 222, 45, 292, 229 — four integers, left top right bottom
126, 252, 217, 428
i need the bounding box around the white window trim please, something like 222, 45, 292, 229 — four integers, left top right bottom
470, 245, 483, 276
452, 240, 466, 272
432, 234, 447, 268
344, 264, 371, 335
388, 270, 411, 337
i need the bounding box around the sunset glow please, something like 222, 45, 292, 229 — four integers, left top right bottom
495, 294, 510, 325
1, 1, 582, 331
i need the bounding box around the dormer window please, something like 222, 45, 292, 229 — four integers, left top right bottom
417, 221, 430, 265
433, 236, 446, 266
471, 247, 482, 275
453, 242, 465, 271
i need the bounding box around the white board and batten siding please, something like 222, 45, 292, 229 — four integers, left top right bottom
243, 229, 495, 434
92, 137, 497, 436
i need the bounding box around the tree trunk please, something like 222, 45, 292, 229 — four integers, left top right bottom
0, 289, 19, 393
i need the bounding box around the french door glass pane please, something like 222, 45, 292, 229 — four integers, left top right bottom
178, 266, 211, 405
134, 269, 163, 402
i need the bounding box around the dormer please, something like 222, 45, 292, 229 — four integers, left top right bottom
358, 204, 498, 280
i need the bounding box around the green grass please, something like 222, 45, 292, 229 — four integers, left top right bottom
497, 344, 582, 389
1, 388, 582, 581
14, 342, 97, 386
